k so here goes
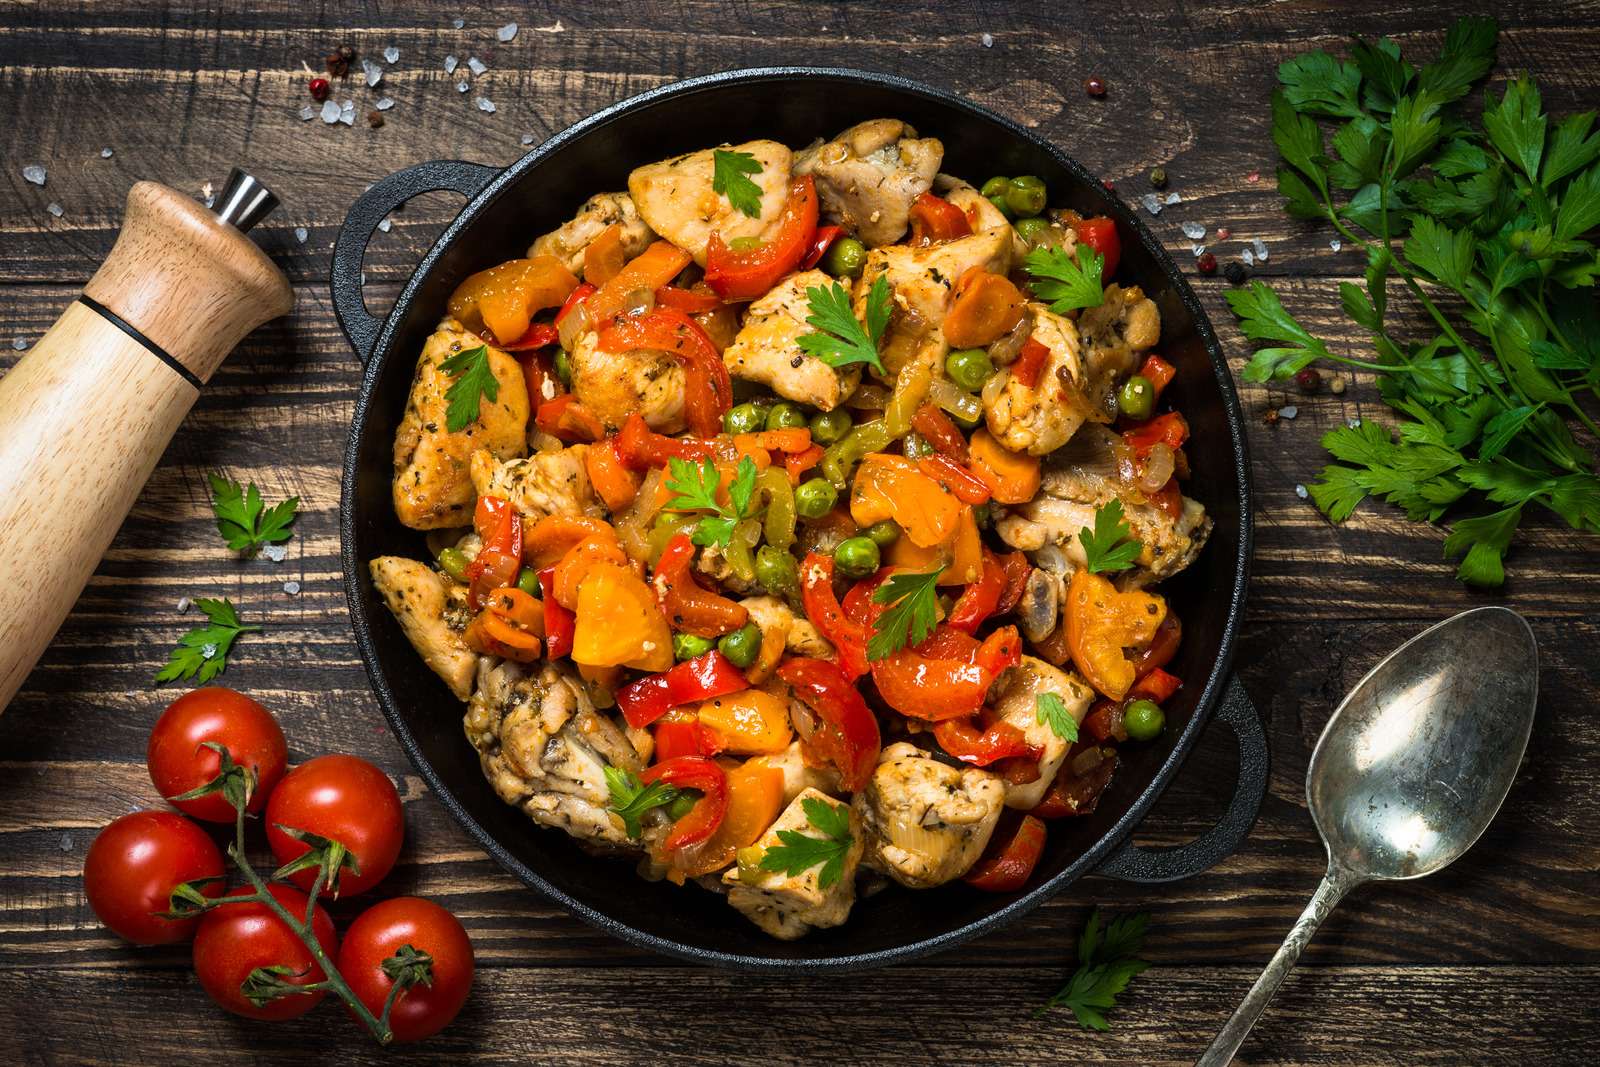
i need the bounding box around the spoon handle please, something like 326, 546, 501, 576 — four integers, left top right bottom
1196, 867, 1359, 1066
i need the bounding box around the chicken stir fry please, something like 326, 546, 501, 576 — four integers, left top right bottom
376, 122, 1207, 939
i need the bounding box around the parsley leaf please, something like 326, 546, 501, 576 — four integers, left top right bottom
1418, 15, 1497, 104
439, 344, 500, 433
797, 275, 891, 372
1276, 50, 1364, 119
711, 149, 764, 219
1036, 692, 1079, 744
1483, 75, 1546, 183
1039, 909, 1151, 1029
866, 566, 944, 661
664, 455, 759, 547
603, 767, 682, 840
155, 598, 259, 684
758, 796, 854, 890
1078, 500, 1142, 574
1224, 281, 1336, 382
207, 473, 299, 554
1024, 244, 1105, 313
1442, 504, 1523, 587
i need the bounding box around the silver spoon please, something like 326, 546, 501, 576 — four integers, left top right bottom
1197, 606, 1538, 1066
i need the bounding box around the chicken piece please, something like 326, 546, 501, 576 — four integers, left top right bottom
368, 557, 477, 701
469, 445, 602, 524
723, 788, 862, 939
748, 740, 842, 807
853, 742, 1005, 888
464, 659, 646, 850
392, 318, 529, 529
856, 226, 1014, 332
528, 191, 655, 277
793, 119, 943, 247
988, 658, 1095, 808
722, 269, 861, 411
739, 595, 835, 659
935, 174, 1033, 264
1076, 283, 1162, 403
981, 302, 1106, 456
568, 327, 686, 434
627, 140, 793, 265
994, 424, 1212, 587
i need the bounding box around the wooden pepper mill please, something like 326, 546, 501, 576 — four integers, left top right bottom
0, 170, 293, 711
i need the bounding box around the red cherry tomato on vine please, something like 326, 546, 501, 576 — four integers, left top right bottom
193, 883, 338, 1021
338, 897, 476, 1043
83, 810, 225, 945
147, 687, 287, 822
266, 755, 404, 897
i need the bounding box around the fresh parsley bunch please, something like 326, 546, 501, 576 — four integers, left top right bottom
1229, 17, 1600, 585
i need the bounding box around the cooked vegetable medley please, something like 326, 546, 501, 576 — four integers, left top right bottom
372, 118, 1211, 939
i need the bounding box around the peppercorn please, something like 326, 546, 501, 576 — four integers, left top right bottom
1196, 252, 1218, 275
309, 77, 330, 101
1263, 408, 1281, 425
326, 44, 356, 79
1149, 167, 1168, 189
1222, 260, 1247, 285
367, 110, 385, 128
1329, 377, 1347, 395
1295, 367, 1322, 394
1084, 76, 1107, 98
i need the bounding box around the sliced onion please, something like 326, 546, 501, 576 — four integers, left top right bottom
847, 383, 892, 409
927, 378, 983, 424
557, 298, 592, 352
622, 286, 655, 317
1070, 745, 1106, 777
616, 468, 665, 564
1137, 443, 1175, 494
987, 311, 1033, 367
788, 696, 817, 743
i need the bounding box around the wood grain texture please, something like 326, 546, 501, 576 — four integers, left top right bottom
1, 1, 1597, 1063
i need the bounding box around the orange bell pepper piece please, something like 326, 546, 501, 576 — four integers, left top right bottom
582, 223, 627, 285
447, 255, 579, 347
523, 514, 618, 569
553, 533, 630, 609
944, 268, 1025, 349
967, 428, 1041, 505
586, 240, 693, 323
585, 438, 643, 514
675, 760, 785, 876
849, 453, 961, 548
1063, 570, 1166, 700
695, 688, 792, 755
571, 562, 673, 672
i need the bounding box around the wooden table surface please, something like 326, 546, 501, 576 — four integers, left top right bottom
2, 1, 1597, 1063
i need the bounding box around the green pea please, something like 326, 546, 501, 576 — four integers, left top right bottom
1005, 175, 1048, 218
864, 520, 900, 548
755, 545, 799, 596
945, 347, 996, 392
766, 402, 808, 431
808, 408, 853, 445
794, 477, 838, 519
1123, 699, 1166, 741
834, 536, 880, 578
717, 622, 763, 669
823, 236, 868, 279
903, 432, 934, 460
728, 236, 763, 253
724, 402, 767, 436
1014, 216, 1052, 245
516, 567, 541, 596
1119, 374, 1156, 421
673, 632, 715, 661
666, 792, 699, 820
553, 348, 573, 386
436, 546, 470, 582
980, 176, 1013, 198
987, 194, 1014, 220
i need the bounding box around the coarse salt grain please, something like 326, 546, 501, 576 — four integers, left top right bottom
468, 56, 487, 76
378, 218, 392, 232
1295, 484, 1309, 499
444, 55, 459, 74
22, 164, 46, 185
59, 833, 73, 852
1139, 193, 1164, 215
1191, 243, 1206, 257
362, 58, 384, 87
520, 133, 535, 145
1330, 238, 1342, 252
536, 20, 564, 32
457, 80, 470, 93
1279, 405, 1298, 419
320, 99, 341, 123
294, 226, 308, 243
383, 45, 400, 63
101, 147, 113, 158
200, 642, 218, 660
299, 104, 316, 121
497, 22, 518, 42
981, 32, 993, 47
1347, 417, 1362, 429
1181, 221, 1206, 240
1252, 237, 1269, 262
283, 580, 301, 596
376, 97, 394, 111
262, 543, 288, 563
452, 17, 465, 29
476, 97, 496, 113
1242, 247, 1255, 267
11, 338, 27, 351
47, 202, 63, 217
1164, 192, 1181, 206
177, 596, 192, 613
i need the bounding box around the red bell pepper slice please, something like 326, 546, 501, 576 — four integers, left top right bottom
654, 285, 722, 313
1132, 613, 1181, 680
616, 651, 749, 730
613, 412, 715, 469
652, 716, 725, 763
501, 321, 560, 352
908, 192, 973, 245
597, 307, 732, 437
1138, 353, 1176, 398
777, 656, 881, 790
639, 755, 728, 852
1148, 478, 1183, 519
932, 715, 1039, 767
537, 566, 575, 659
535, 395, 605, 443
800, 224, 844, 271
554, 281, 597, 326
995, 551, 1031, 615
1082, 698, 1128, 743
465, 496, 522, 610
1011, 337, 1051, 388
653, 533, 749, 638
963, 813, 1047, 892
703, 175, 818, 302
1122, 411, 1189, 453
799, 553, 869, 680
910, 403, 969, 463
517, 349, 557, 411
1030, 744, 1119, 819
782, 443, 825, 484
871, 624, 1022, 721
1128, 666, 1181, 704
947, 551, 1008, 634
918, 454, 991, 505
1072, 216, 1121, 277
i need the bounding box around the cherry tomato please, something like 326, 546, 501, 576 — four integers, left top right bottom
147, 687, 287, 822
266, 755, 403, 897
1073, 216, 1122, 277
339, 897, 475, 1043
193, 883, 337, 1021
83, 811, 225, 945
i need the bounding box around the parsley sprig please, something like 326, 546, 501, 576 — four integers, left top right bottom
1025, 245, 1106, 313
155, 598, 259, 684
1038, 909, 1151, 1029
1231, 17, 1600, 585
603, 767, 682, 840
866, 566, 944, 661
758, 796, 854, 890
1036, 692, 1080, 743
664, 455, 760, 547
439, 343, 499, 433
1079, 500, 1143, 574
797, 275, 892, 373
712, 149, 764, 218
208, 474, 298, 554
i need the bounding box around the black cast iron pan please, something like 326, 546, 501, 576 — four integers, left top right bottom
333, 68, 1265, 972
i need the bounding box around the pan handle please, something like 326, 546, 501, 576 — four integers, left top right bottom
1094, 676, 1268, 883
331, 159, 500, 366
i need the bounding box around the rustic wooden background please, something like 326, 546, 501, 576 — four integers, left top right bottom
2, 1, 1596, 1063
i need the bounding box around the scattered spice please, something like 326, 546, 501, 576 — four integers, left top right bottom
981, 32, 994, 48
1084, 76, 1107, 97
326, 44, 356, 79
1149, 167, 1167, 189
309, 76, 329, 101
1139, 193, 1164, 216
467, 56, 488, 76
1222, 260, 1247, 285
1245, 170, 1260, 184
1295, 367, 1322, 394
1295, 484, 1309, 499
47, 202, 63, 217
100, 147, 113, 158
497, 22, 519, 42
383, 45, 400, 63
367, 110, 385, 128
1215, 226, 1232, 241
22, 164, 46, 185
1102, 179, 1115, 191
1263, 408, 1280, 425
1329, 377, 1347, 396
1181, 221, 1206, 241
1196, 252, 1217, 275
1279, 405, 1299, 420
